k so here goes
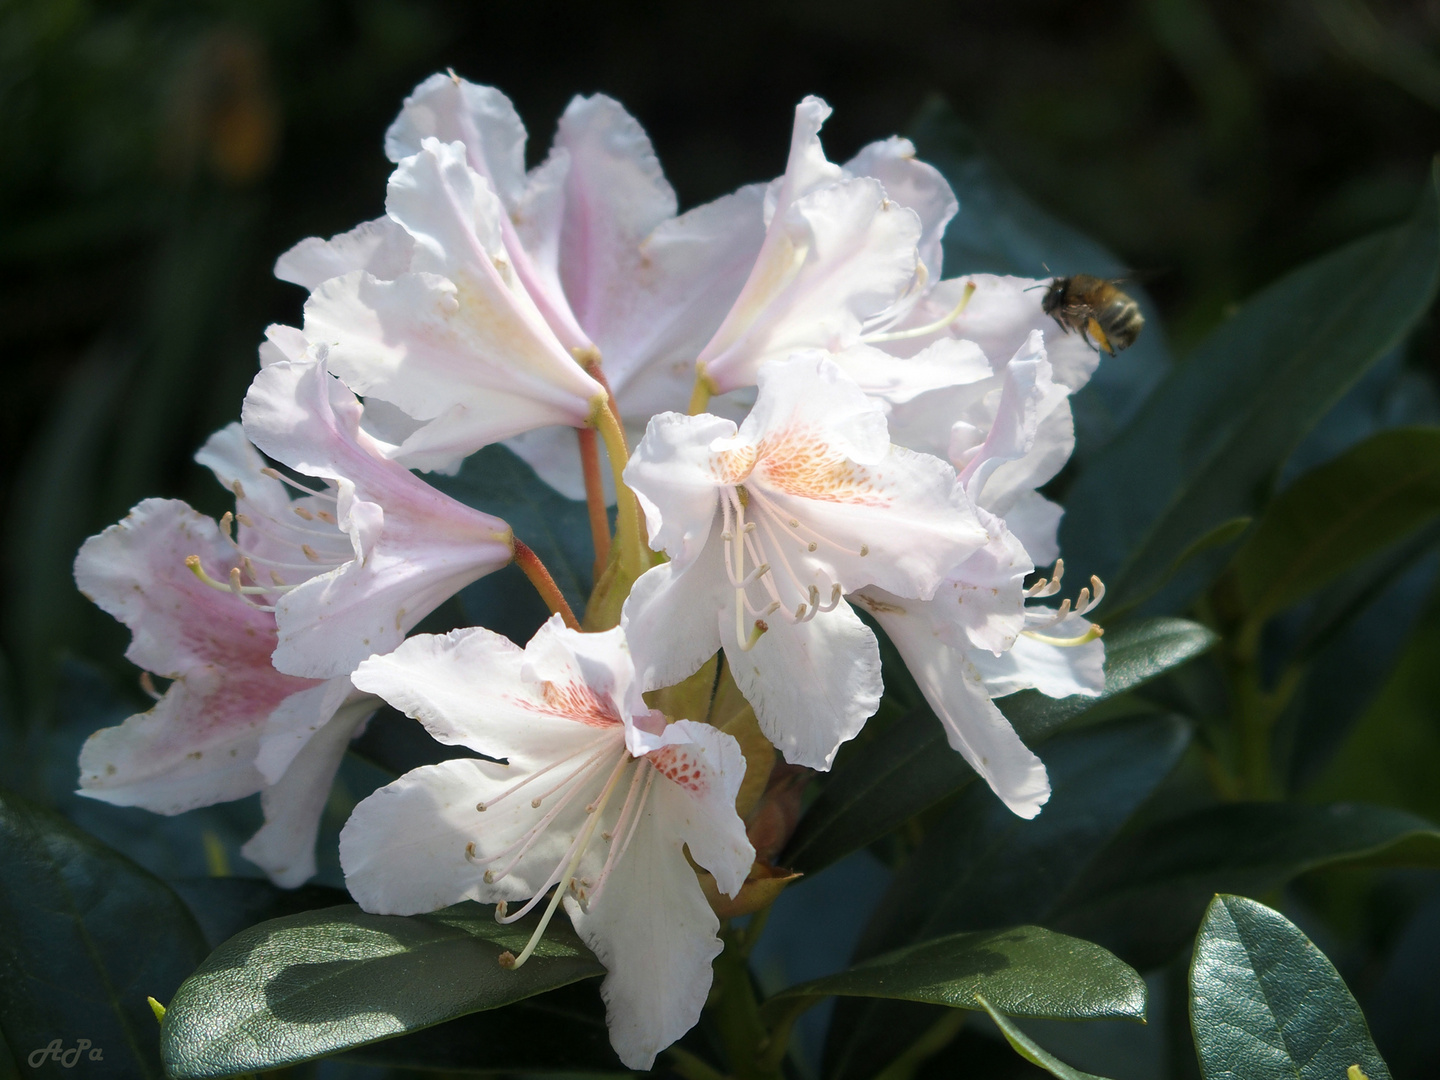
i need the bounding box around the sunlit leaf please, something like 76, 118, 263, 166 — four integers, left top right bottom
160, 902, 605, 1078
1190, 895, 1391, 1080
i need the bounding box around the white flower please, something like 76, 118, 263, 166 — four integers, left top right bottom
237, 357, 513, 680
296, 135, 609, 472
340, 617, 754, 1070
621, 353, 989, 769
853, 524, 1105, 818
693, 97, 945, 397
73, 497, 376, 886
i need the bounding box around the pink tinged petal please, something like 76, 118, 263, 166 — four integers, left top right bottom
242, 699, 374, 888
384, 73, 592, 352
274, 216, 414, 290
624, 412, 733, 567
243, 360, 513, 679
350, 624, 626, 766
259, 323, 309, 368
830, 338, 991, 406
721, 597, 882, 771
620, 536, 728, 694
859, 593, 1050, 818
554, 94, 677, 334
73, 499, 323, 813
1003, 492, 1064, 566
194, 422, 293, 523
643, 720, 754, 896
561, 798, 724, 1071
972, 614, 1105, 699
845, 136, 958, 283
254, 677, 368, 784
697, 177, 923, 394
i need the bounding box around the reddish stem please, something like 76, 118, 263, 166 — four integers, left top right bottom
513, 539, 580, 630
576, 427, 611, 578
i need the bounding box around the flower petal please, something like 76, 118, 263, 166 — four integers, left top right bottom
846, 136, 957, 283
242, 700, 373, 887
721, 597, 881, 771
385, 73, 528, 206
624, 411, 733, 567
350, 624, 625, 766
254, 677, 368, 784
698, 177, 921, 394
562, 799, 724, 1071
274, 216, 414, 290
1003, 492, 1064, 565
973, 614, 1105, 699
621, 532, 728, 693
830, 338, 990, 406
243, 360, 512, 679
859, 594, 1050, 818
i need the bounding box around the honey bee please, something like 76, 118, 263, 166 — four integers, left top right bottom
1041, 275, 1144, 355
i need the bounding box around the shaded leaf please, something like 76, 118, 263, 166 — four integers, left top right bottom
337, 980, 624, 1074
1060, 163, 1440, 614
167, 877, 351, 950
160, 902, 605, 1078
825, 715, 1189, 1080
0, 789, 208, 1080
1230, 427, 1440, 627
1057, 801, 1440, 969
761, 925, 1145, 1025
1190, 895, 1391, 1080
782, 618, 1215, 874
977, 995, 1116, 1080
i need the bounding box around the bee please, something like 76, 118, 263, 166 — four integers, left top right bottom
1041, 275, 1144, 355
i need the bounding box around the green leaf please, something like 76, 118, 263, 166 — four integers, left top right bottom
337, 981, 623, 1073
1229, 427, 1440, 627
1057, 801, 1440, 969
976, 995, 1116, 1080
824, 716, 1189, 1080
907, 99, 1172, 453
761, 925, 1145, 1025
0, 789, 209, 1080
1060, 163, 1440, 614
429, 444, 599, 627
782, 617, 1216, 874
1190, 895, 1391, 1080
159, 902, 605, 1078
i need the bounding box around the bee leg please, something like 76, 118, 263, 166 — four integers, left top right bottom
1086, 317, 1116, 356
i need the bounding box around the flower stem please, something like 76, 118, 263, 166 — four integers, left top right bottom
514, 539, 580, 630
689, 366, 716, 416
575, 427, 611, 579
713, 927, 784, 1080
590, 401, 647, 580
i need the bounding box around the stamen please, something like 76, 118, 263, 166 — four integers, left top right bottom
738, 619, 769, 652
139, 671, 162, 701
499, 751, 632, 971
1023, 624, 1105, 647
862, 280, 976, 344
186, 555, 281, 598
293, 506, 315, 521
589, 763, 658, 904
261, 466, 337, 501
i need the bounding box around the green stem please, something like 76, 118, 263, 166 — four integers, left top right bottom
714, 927, 784, 1080
590, 400, 647, 581
689, 366, 716, 415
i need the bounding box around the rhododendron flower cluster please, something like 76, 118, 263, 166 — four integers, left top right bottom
73, 71, 1106, 1069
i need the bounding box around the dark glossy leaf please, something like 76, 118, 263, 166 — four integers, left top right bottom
783, 618, 1215, 874
1230, 427, 1440, 626
0, 789, 209, 1080
977, 995, 1115, 1080
761, 925, 1145, 1025
337, 980, 624, 1074
1060, 164, 1440, 614
1190, 895, 1391, 1080
825, 716, 1189, 1080
167, 877, 351, 950
160, 902, 605, 1078
429, 444, 598, 630
908, 99, 1172, 453
1057, 802, 1440, 969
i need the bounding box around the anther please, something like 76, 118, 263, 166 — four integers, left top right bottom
465, 842, 477, 859
807, 541, 818, 552
484, 869, 497, 883
495, 901, 509, 920
860, 544, 870, 557
139, 671, 162, 701
317, 510, 337, 525
531, 797, 542, 808
476, 802, 488, 812
302, 544, 321, 562
236, 514, 255, 528
795, 603, 808, 620
739, 619, 769, 652
270, 570, 286, 586
232, 480, 247, 500
293, 506, 315, 521
788, 519, 800, 528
